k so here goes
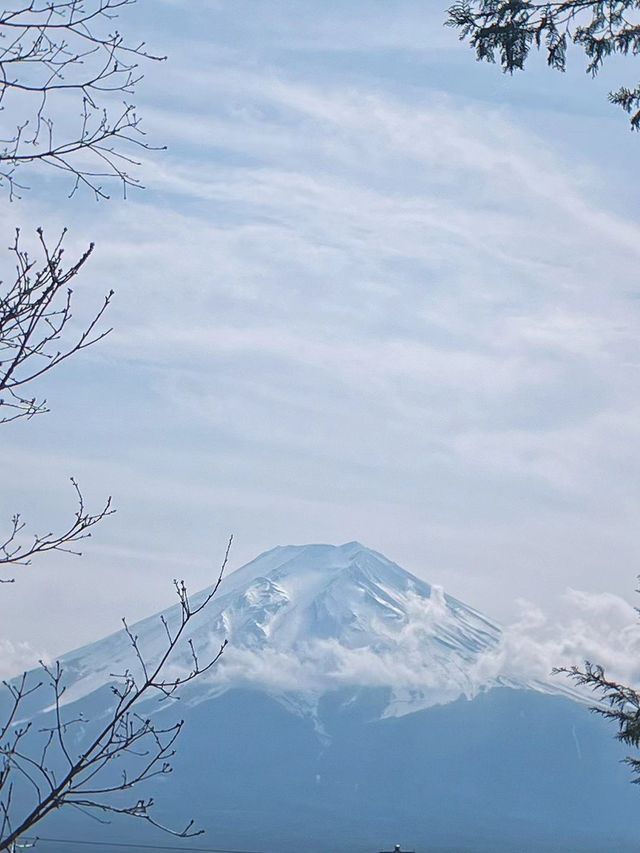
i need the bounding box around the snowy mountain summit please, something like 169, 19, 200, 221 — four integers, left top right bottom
53, 542, 569, 717
210, 541, 500, 652
21, 544, 634, 853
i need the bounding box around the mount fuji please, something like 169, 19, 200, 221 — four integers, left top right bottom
47, 542, 566, 716
11, 543, 640, 852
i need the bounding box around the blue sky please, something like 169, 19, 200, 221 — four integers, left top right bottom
3, 0, 640, 668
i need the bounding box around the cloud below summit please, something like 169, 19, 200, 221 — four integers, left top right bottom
193, 585, 640, 712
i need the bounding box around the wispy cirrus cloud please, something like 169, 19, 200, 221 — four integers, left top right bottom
2, 4, 640, 656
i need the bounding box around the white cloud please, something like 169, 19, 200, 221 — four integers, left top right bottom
2, 3, 640, 658
178, 586, 640, 715
471, 589, 640, 697
0, 639, 48, 679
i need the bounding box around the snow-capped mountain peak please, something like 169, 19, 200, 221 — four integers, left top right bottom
10, 542, 632, 852
49, 542, 515, 716
188, 541, 499, 657
27, 542, 589, 720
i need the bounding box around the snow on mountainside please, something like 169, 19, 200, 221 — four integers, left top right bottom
47, 542, 575, 716
14, 544, 635, 853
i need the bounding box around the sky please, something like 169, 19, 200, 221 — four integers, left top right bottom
3, 0, 640, 673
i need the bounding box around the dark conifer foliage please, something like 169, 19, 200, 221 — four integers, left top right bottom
556, 658, 640, 780
446, 1, 640, 129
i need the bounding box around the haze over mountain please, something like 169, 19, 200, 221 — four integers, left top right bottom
12, 544, 640, 852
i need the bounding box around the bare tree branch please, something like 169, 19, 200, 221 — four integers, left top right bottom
0, 0, 165, 198
0, 478, 114, 578
0, 537, 232, 851
0, 7, 228, 850
0, 228, 115, 580
0, 228, 113, 424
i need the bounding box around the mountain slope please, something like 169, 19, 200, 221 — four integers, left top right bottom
38, 686, 640, 853
10, 542, 637, 852
48, 542, 518, 716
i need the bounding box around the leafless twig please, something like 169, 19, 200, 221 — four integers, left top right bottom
0, 228, 114, 580
0, 1, 165, 197
0, 228, 113, 425
0, 537, 232, 851
0, 478, 114, 583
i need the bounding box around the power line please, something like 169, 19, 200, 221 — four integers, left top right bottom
23, 837, 270, 853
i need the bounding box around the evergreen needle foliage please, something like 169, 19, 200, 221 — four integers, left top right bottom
446, 1, 640, 129
555, 657, 640, 780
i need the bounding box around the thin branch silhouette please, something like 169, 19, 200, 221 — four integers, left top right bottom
0, 1, 165, 197
0, 537, 232, 851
